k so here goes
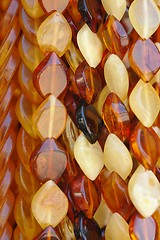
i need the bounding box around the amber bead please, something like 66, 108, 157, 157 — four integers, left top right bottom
75, 61, 102, 104
130, 122, 160, 170
153, 82, 160, 128
76, 103, 103, 144
102, 15, 129, 59
30, 138, 67, 183
67, 0, 84, 28
33, 225, 61, 240
74, 212, 102, 240
39, 0, 69, 13
55, 216, 76, 239
129, 213, 157, 240
0, 223, 12, 240
100, 170, 134, 220
33, 52, 67, 99
13, 227, 27, 240
129, 38, 160, 82
0, 0, 11, 11
153, 208, 160, 240
67, 68, 81, 97
21, 0, 44, 19
102, 93, 130, 142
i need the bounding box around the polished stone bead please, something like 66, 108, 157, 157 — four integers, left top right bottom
76, 103, 103, 144
129, 80, 160, 127
101, 0, 126, 21
33, 52, 67, 99
31, 180, 68, 228
33, 226, 61, 240
33, 94, 67, 140
129, 0, 160, 39
102, 93, 130, 142
39, 0, 69, 13
37, 11, 72, 56
21, 0, 44, 19
67, 0, 84, 28
102, 16, 129, 59
130, 122, 160, 170
129, 39, 160, 82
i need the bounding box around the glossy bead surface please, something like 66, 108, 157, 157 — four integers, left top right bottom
101, 0, 126, 21
94, 84, 110, 116
39, 0, 69, 13
56, 216, 76, 240
0, 223, 12, 240
21, 0, 44, 19
33, 226, 61, 240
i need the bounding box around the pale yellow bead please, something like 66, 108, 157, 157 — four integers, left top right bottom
129, 79, 160, 127
128, 164, 160, 218
105, 213, 131, 240
94, 85, 110, 116
31, 180, 68, 229
104, 54, 129, 100
101, 0, 126, 21
21, 0, 44, 19
77, 24, 103, 68
74, 133, 104, 180
104, 134, 133, 180
129, 0, 160, 39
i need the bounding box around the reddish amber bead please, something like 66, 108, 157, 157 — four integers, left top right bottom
130, 122, 160, 170
75, 61, 102, 104
129, 213, 157, 240
67, 68, 81, 98
129, 38, 160, 82
33, 52, 67, 99
30, 138, 67, 183
67, 0, 84, 28
33, 225, 61, 240
102, 15, 129, 59
71, 173, 100, 218
102, 93, 130, 142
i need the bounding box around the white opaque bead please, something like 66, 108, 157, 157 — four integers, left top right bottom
101, 0, 126, 21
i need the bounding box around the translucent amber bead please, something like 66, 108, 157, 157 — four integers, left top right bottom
128, 164, 160, 217
77, 24, 103, 67
21, 0, 44, 19
130, 122, 160, 170
129, 39, 160, 82
30, 138, 67, 183
102, 16, 129, 59
37, 11, 72, 56
104, 54, 129, 100
39, 0, 69, 13
101, 0, 126, 21
33, 94, 67, 140
31, 180, 69, 229
56, 216, 76, 239
129, 0, 160, 39
14, 227, 27, 240
0, 0, 11, 11
33, 52, 67, 99
102, 93, 130, 142
33, 226, 61, 240
129, 79, 160, 127
0, 223, 12, 240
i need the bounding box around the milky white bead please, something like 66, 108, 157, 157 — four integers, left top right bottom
74, 133, 104, 180
77, 24, 103, 68
104, 54, 129, 100
101, 0, 126, 21
128, 164, 160, 217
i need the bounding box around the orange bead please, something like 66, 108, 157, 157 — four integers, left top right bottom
153, 208, 160, 240
67, 0, 84, 28
0, 223, 12, 240
33, 226, 61, 240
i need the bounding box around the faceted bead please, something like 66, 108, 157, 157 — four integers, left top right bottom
102, 16, 129, 59
77, 24, 103, 67
31, 180, 68, 229
18, 35, 45, 72
39, 0, 69, 13
128, 164, 160, 217
104, 54, 129, 100
129, 213, 157, 240
129, 0, 160, 39
74, 212, 102, 240
78, 0, 102, 33
33, 52, 67, 99
0, 223, 12, 240
94, 84, 110, 117
75, 61, 102, 104
21, 0, 44, 19
100, 170, 134, 220
71, 173, 100, 218
101, 0, 126, 21
102, 93, 130, 142
37, 11, 72, 56
74, 133, 104, 180
130, 122, 160, 170
129, 39, 160, 82
33, 226, 61, 240
30, 138, 67, 183
76, 103, 103, 144
105, 213, 131, 240
104, 133, 133, 180
56, 216, 76, 239
32, 94, 67, 140
129, 79, 160, 127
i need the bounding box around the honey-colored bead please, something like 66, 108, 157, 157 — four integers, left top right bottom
67, 0, 83, 28
128, 164, 160, 217
56, 216, 76, 240
31, 180, 69, 229
32, 94, 67, 140
104, 54, 129, 100
33, 226, 61, 240
105, 213, 131, 240
101, 0, 126, 21
37, 11, 72, 56
74, 133, 104, 180
14, 227, 27, 240
39, 0, 69, 13
129, 0, 160, 39
0, 223, 12, 240
21, 0, 44, 19
0, 0, 11, 11
154, 0, 160, 6
129, 79, 160, 127
77, 24, 103, 67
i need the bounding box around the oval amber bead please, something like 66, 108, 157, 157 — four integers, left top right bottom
13, 227, 27, 240
67, 0, 83, 28
102, 93, 130, 142
21, 0, 44, 19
